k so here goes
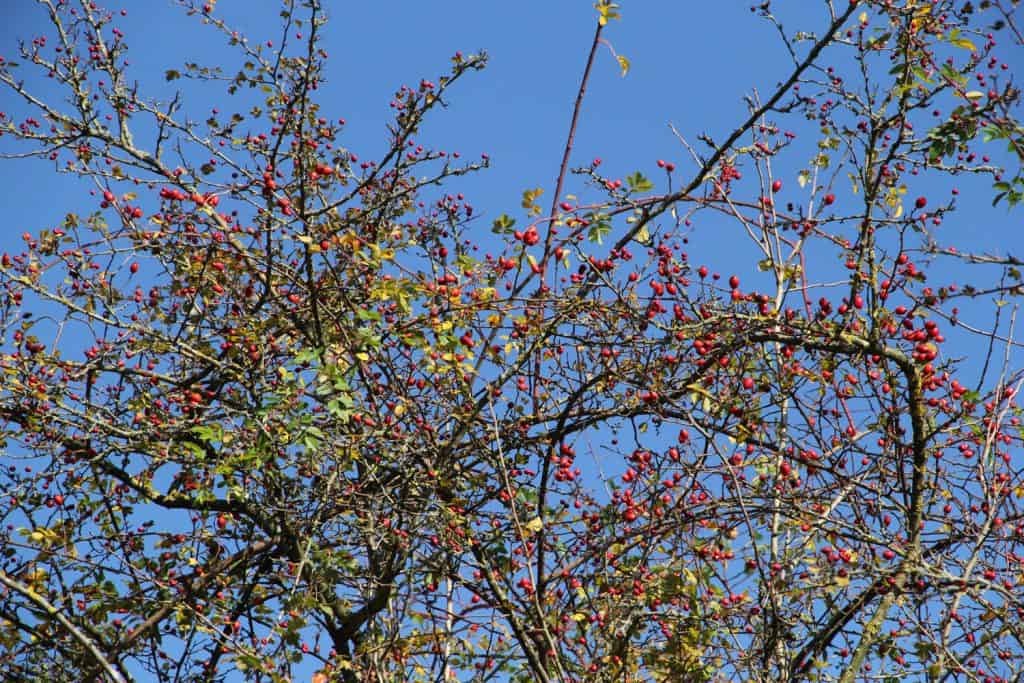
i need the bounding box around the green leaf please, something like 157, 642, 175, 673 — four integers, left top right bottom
948, 30, 976, 51
626, 171, 654, 193
294, 348, 320, 365
587, 220, 612, 245
940, 63, 967, 86
911, 66, 933, 84
191, 424, 221, 443
491, 213, 516, 234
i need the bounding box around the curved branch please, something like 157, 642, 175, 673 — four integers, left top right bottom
0, 570, 128, 683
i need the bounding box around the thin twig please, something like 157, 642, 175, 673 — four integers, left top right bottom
541, 20, 604, 278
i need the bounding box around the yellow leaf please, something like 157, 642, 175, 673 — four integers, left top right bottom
338, 231, 361, 250
29, 527, 59, 546
965, 90, 984, 100
370, 243, 394, 261
22, 568, 48, 589
521, 187, 544, 211
634, 225, 651, 245
858, 11, 868, 23
525, 517, 543, 533
617, 55, 630, 77
595, 1, 621, 24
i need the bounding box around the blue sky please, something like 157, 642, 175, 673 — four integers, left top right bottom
3, 0, 1021, 326
0, 1, 833, 256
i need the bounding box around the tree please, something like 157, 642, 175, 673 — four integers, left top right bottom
1, 0, 1023, 681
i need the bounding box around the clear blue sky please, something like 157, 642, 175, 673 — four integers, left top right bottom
4, 1, 788, 231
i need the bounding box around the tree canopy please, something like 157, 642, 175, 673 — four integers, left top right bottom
1, 1, 1024, 682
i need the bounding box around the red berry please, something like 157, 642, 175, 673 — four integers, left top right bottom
823, 193, 835, 205
771, 179, 782, 193
915, 196, 927, 209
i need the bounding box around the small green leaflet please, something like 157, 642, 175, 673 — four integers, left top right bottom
492, 213, 516, 234
626, 171, 653, 193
